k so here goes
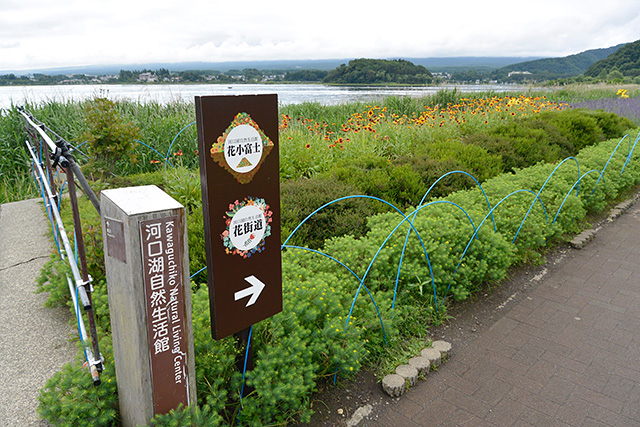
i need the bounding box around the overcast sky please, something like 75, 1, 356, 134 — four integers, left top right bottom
2, 0, 640, 72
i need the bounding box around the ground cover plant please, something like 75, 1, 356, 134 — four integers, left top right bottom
2, 84, 639, 425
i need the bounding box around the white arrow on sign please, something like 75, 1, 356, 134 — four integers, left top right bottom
234, 275, 266, 307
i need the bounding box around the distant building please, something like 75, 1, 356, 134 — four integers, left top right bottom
138, 72, 158, 83
261, 74, 284, 82
508, 71, 532, 78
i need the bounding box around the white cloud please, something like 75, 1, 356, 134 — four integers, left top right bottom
1, 0, 639, 71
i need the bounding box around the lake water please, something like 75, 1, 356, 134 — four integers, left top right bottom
0, 83, 533, 110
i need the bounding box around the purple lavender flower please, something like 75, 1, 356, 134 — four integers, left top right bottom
571, 97, 640, 126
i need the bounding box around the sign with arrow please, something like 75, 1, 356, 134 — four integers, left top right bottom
195, 95, 283, 339
235, 276, 265, 307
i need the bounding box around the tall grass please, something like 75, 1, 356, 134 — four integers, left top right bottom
0, 174, 37, 204
0, 104, 34, 203
543, 83, 640, 102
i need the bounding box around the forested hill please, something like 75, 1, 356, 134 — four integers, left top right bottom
585, 39, 640, 78
323, 59, 433, 84
490, 43, 627, 81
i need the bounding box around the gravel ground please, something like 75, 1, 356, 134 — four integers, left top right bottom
0, 199, 76, 427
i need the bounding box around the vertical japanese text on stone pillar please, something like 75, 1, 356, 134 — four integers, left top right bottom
140, 216, 189, 414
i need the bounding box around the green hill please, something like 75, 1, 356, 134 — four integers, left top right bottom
323, 58, 433, 85
584, 39, 640, 78
491, 44, 626, 82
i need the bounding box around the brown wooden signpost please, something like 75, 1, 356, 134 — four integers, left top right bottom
140, 215, 190, 414
195, 94, 282, 340
101, 186, 196, 427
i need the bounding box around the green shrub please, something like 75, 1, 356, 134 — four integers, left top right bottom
281, 175, 382, 249
522, 117, 575, 158
540, 109, 603, 151
464, 132, 520, 172
464, 109, 634, 175
38, 339, 119, 427
419, 139, 503, 183
487, 121, 564, 169
81, 97, 141, 178
147, 400, 223, 427
395, 155, 475, 199
581, 109, 635, 139
328, 155, 424, 208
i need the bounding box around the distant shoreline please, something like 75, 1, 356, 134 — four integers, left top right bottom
0, 83, 538, 110
0, 81, 528, 88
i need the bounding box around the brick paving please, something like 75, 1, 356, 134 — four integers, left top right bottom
366, 198, 640, 426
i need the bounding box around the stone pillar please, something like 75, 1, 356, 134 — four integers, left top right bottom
100, 185, 196, 427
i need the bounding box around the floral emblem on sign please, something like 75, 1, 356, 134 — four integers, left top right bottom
221, 197, 273, 258
210, 112, 274, 184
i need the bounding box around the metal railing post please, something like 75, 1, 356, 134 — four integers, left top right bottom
66, 166, 103, 375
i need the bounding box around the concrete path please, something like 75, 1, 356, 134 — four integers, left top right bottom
362, 196, 640, 426
0, 199, 76, 427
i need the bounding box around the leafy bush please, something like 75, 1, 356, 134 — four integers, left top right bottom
539, 109, 603, 151
418, 139, 504, 183
281, 175, 382, 249
464, 108, 633, 174
328, 155, 424, 208
38, 339, 119, 427
81, 97, 141, 178
483, 121, 564, 169
580, 109, 635, 137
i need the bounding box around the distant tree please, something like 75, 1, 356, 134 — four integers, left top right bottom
180, 71, 201, 82
119, 70, 138, 82
242, 68, 262, 82
284, 70, 328, 82
156, 68, 171, 78
450, 70, 484, 83
585, 39, 640, 78
607, 69, 624, 81
323, 59, 433, 84
81, 97, 141, 178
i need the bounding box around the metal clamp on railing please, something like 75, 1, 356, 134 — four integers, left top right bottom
75, 277, 93, 311
68, 276, 103, 386
17, 107, 101, 215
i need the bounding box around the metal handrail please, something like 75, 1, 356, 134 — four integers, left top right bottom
22, 110, 103, 385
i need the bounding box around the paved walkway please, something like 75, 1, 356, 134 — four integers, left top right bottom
0, 199, 76, 427
363, 196, 640, 426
